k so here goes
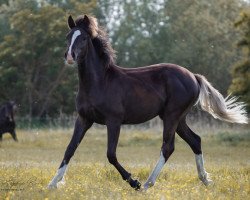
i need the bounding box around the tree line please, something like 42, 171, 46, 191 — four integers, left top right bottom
0, 0, 249, 119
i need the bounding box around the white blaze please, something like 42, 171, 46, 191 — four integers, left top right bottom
68, 30, 81, 56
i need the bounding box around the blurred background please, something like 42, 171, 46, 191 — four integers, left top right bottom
0, 0, 249, 128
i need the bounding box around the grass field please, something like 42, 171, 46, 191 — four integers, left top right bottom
0, 126, 249, 200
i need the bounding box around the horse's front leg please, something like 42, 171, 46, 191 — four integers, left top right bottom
48, 116, 93, 189
10, 130, 18, 142
106, 120, 141, 190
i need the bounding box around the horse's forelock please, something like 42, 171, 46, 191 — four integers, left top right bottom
75, 15, 98, 38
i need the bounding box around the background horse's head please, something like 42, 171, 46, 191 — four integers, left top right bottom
65, 15, 98, 65
0, 101, 16, 122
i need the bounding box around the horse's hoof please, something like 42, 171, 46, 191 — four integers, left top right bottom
131, 179, 141, 190
127, 178, 141, 190
48, 179, 65, 189
134, 180, 141, 190
199, 172, 213, 186
47, 183, 57, 189
202, 178, 213, 186
143, 181, 154, 190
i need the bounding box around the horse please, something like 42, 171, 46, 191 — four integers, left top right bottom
48, 15, 248, 190
0, 101, 17, 141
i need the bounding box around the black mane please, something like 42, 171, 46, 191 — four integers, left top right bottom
75, 15, 116, 68
92, 28, 116, 68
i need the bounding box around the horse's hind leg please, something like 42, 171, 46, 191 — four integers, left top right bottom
176, 118, 212, 185
144, 111, 181, 190
48, 116, 93, 189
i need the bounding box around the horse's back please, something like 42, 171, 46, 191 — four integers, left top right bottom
121, 63, 197, 82
120, 63, 199, 98
114, 63, 200, 123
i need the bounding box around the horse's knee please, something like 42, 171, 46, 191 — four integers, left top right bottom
107, 152, 117, 164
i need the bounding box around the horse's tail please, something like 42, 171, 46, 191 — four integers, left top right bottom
195, 74, 248, 124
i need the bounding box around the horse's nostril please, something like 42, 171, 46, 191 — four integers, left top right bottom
72, 52, 75, 59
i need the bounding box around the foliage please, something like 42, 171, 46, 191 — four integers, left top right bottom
0, 0, 249, 117
216, 131, 250, 146
109, 0, 244, 94
0, 0, 97, 117
229, 9, 250, 112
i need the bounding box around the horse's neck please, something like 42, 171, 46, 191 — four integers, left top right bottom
77, 42, 105, 91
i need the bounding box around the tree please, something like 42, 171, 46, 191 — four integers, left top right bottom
229, 9, 250, 112
0, 0, 97, 118
162, 0, 244, 94
0, 0, 247, 118
106, 0, 245, 94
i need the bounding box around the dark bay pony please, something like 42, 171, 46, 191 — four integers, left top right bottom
48, 15, 248, 190
0, 101, 17, 142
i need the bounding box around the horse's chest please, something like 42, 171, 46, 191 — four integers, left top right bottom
77, 101, 105, 124
0, 121, 15, 134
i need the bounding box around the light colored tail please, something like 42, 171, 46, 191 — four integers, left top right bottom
195, 74, 248, 124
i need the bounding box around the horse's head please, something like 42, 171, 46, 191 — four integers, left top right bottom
1, 101, 16, 122
65, 15, 98, 65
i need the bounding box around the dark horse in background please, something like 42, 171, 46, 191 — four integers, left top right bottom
0, 101, 17, 141
48, 15, 248, 190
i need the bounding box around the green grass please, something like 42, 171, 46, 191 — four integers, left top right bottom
0, 127, 249, 199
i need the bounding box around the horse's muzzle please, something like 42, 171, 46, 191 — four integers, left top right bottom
66, 53, 75, 65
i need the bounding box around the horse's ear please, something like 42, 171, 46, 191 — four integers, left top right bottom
83, 15, 90, 26
68, 15, 76, 29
